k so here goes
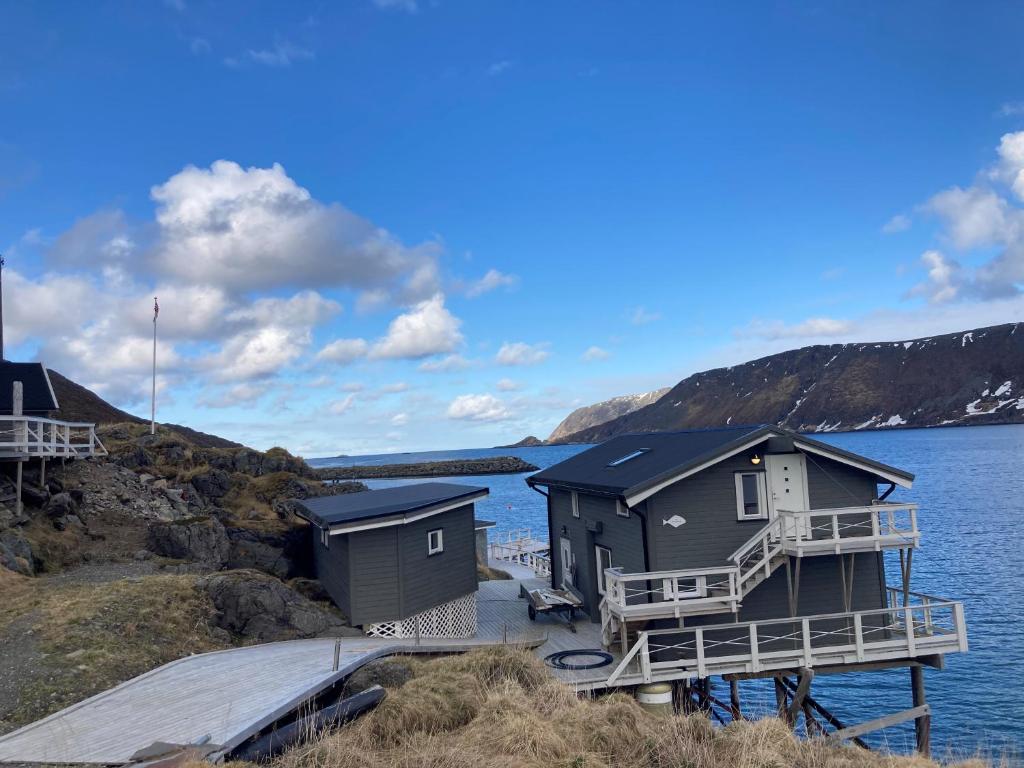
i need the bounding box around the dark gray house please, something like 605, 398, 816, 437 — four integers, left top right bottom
0, 362, 59, 416
527, 425, 923, 642
295, 482, 488, 639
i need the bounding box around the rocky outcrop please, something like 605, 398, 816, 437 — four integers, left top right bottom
225, 525, 310, 579
197, 570, 354, 641
547, 388, 671, 442
495, 436, 545, 448
0, 528, 35, 575
316, 456, 538, 481
147, 517, 230, 567
553, 323, 1024, 443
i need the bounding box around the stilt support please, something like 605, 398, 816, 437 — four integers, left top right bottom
729, 679, 742, 720
911, 665, 930, 757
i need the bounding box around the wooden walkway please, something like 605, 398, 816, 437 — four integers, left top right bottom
0, 579, 617, 765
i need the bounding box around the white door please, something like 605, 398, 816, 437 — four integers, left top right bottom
765, 453, 811, 539
560, 537, 574, 589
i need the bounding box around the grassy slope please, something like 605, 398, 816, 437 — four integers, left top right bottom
0, 571, 231, 726
264, 648, 990, 768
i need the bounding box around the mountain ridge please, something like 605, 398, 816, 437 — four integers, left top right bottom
550, 323, 1024, 444
547, 388, 671, 442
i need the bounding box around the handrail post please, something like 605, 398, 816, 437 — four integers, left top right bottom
639, 634, 652, 682
831, 513, 840, 543
749, 624, 760, 673
695, 628, 706, 678
905, 607, 916, 656
801, 618, 812, 667
853, 613, 865, 661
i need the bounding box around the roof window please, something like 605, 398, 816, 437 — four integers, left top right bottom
607, 449, 649, 467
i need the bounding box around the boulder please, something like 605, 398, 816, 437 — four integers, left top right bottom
188, 468, 232, 502
225, 524, 311, 579
45, 492, 79, 520
342, 659, 414, 696
20, 482, 49, 508
0, 529, 35, 575
118, 445, 151, 470
147, 516, 230, 567
197, 570, 350, 641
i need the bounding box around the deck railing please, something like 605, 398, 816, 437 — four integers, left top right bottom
0, 416, 107, 459
776, 503, 920, 555
606, 590, 967, 686
602, 566, 740, 619
488, 543, 551, 577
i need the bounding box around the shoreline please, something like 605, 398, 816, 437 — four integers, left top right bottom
314, 456, 539, 481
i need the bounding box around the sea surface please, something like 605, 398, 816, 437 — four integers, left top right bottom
311, 425, 1024, 758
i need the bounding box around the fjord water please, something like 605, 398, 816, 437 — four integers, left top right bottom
311, 425, 1024, 756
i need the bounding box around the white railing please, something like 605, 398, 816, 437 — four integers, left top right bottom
606, 592, 967, 686
0, 416, 107, 458
602, 566, 739, 619
489, 542, 551, 577
729, 516, 786, 591
777, 503, 920, 555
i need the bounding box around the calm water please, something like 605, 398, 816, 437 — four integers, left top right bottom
311, 425, 1024, 758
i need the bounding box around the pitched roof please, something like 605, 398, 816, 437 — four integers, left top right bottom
0, 362, 59, 414
295, 481, 489, 531
527, 424, 914, 503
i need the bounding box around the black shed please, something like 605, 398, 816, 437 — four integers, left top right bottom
0, 362, 59, 416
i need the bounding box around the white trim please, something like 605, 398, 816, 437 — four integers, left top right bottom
624, 435, 769, 507
39, 363, 60, 411
326, 491, 489, 535
615, 500, 629, 518
427, 528, 444, 555
595, 545, 612, 596
794, 439, 913, 489
734, 471, 768, 520
571, 491, 580, 518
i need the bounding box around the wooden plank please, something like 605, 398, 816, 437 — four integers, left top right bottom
831, 705, 930, 742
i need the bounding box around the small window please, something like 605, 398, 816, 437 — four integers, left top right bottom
735, 472, 767, 520
595, 545, 612, 595
616, 500, 630, 518
427, 529, 444, 555
571, 491, 580, 518
607, 448, 649, 467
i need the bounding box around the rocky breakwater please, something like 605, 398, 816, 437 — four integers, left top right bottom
316, 455, 539, 481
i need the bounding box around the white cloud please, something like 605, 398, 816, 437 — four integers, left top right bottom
487, 60, 513, 77
496, 341, 550, 366
318, 338, 369, 365
339, 382, 365, 392
629, 306, 661, 325
925, 186, 1018, 250
908, 250, 964, 303
373, 0, 417, 11
496, 378, 520, 391
740, 317, 854, 341
206, 326, 307, 381
419, 354, 473, 372
328, 394, 357, 415
390, 412, 409, 426
465, 269, 518, 298
996, 131, 1024, 201
882, 214, 911, 234
370, 294, 463, 359
446, 394, 512, 422
226, 41, 314, 68
581, 345, 610, 362
149, 160, 440, 302
199, 382, 270, 409
380, 382, 410, 393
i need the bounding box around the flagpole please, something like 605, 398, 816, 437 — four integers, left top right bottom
151, 297, 158, 435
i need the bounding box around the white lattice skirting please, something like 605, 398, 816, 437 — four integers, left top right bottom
365, 593, 477, 639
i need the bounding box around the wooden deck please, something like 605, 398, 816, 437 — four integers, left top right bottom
0, 578, 617, 765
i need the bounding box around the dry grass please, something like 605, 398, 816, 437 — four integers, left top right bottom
1, 573, 232, 725
263, 648, 994, 768
477, 562, 514, 581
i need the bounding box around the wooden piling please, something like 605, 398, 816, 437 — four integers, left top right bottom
729, 679, 742, 720
910, 665, 930, 757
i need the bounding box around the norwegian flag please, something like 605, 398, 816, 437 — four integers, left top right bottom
153, 297, 159, 322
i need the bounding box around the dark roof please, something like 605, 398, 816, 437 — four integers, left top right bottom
295, 481, 489, 530
474, 519, 497, 529
0, 362, 59, 414
527, 424, 913, 499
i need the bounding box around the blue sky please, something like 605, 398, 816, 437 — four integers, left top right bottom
2, 1, 1024, 455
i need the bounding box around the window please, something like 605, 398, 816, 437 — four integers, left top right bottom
735, 471, 767, 520
571, 491, 580, 518
616, 500, 630, 518
427, 529, 444, 555
607, 448, 649, 467
662, 575, 706, 600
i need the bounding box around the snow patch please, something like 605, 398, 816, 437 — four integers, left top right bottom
903, 341, 914, 350
879, 415, 907, 427
824, 353, 839, 367
993, 380, 1012, 397
962, 332, 973, 347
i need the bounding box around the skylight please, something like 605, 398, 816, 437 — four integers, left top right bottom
607, 449, 649, 467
